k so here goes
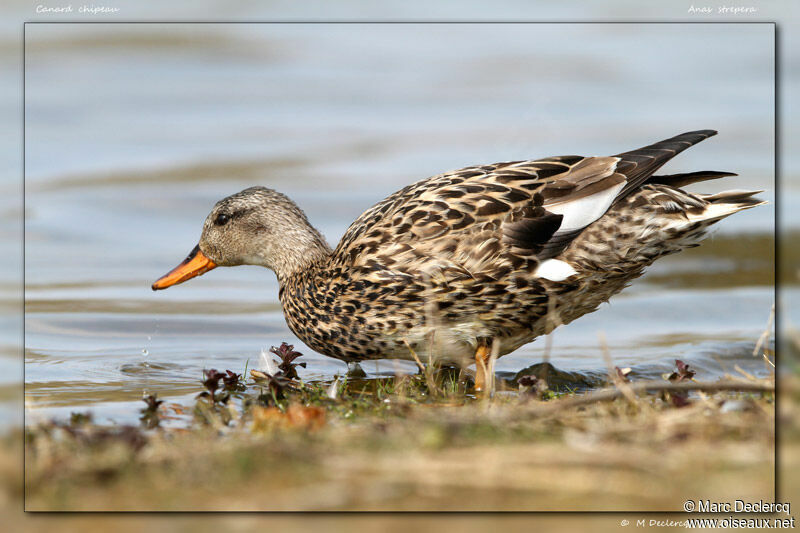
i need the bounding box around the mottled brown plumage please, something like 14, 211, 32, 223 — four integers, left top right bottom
153, 130, 764, 379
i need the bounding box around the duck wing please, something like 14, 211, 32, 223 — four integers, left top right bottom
332, 130, 719, 279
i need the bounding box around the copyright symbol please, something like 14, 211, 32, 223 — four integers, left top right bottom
684, 500, 695, 512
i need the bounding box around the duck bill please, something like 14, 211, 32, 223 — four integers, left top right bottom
152, 245, 217, 291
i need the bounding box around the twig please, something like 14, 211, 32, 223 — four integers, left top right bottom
598, 331, 640, 406
521, 379, 774, 417
734, 364, 757, 381
754, 304, 776, 375
403, 339, 425, 373
753, 304, 775, 357
540, 295, 562, 386
420, 271, 443, 397
404, 338, 438, 395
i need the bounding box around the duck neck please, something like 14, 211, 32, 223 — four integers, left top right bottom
270, 225, 332, 284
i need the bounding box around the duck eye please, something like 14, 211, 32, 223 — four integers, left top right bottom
214, 213, 230, 226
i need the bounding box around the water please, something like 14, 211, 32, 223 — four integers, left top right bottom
23, 23, 779, 427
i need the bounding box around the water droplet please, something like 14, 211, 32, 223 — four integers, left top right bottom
142, 349, 149, 356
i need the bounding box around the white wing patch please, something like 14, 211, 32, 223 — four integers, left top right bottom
546, 180, 626, 234
533, 259, 578, 281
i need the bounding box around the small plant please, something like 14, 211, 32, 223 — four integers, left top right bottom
250, 370, 293, 405
140, 393, 164, 429
518, 374, 549, 400
667, 360, 695, 382
69, 412, 93, 426
664, 359, 696, 407
247, 343, 308, 405
222, 370, 246, 392
142, 393, 164, 412
198, 369, 229, 404
270, 343, 307, 379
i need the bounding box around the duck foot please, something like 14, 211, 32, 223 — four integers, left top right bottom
346, 361, 367, 378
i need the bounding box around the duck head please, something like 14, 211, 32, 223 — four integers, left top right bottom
152, 186, 331, 290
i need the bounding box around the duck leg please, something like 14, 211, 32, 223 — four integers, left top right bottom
473, 339, 493, 393
346, 361, 367, 378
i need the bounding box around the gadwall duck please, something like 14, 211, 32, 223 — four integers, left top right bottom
153, 130, 764, 390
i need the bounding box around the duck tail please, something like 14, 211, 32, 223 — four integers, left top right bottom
688, 189, 767, 222
647, 170, 738, 188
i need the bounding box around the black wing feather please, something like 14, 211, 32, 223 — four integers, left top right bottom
613, 129, 718, 201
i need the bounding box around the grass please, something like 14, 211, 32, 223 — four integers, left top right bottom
15, 345, 783, 512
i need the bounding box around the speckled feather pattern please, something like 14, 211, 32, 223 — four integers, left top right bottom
272, 131, 763, 366
174, 131, 763, 367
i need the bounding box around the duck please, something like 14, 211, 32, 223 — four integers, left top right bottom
152, 130, 764, 391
